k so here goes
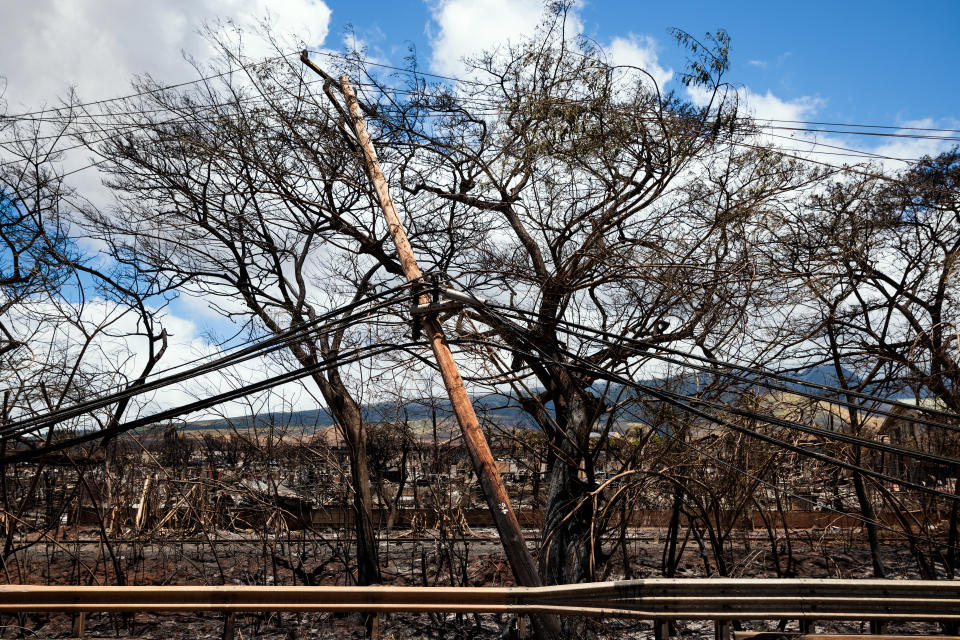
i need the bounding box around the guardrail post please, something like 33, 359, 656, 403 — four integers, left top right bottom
714, 619, 731, 640
71, 612, 85, 639
654, 619, 671, 640
368, 612, 380, 639
869, 620, 884, 634
799, 619, 814, 635
222, 613, 235, 640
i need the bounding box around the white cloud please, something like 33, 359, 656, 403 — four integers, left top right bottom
687, 83, 822, 123
737, 88, 823, 123
428, 0, 675, 95
607, 34, 672, 90
688, 83, 956, 172
0, 0, 334, 272
868, 118, 960, 166
0, 0, 332, 114
427, 0, 570, 77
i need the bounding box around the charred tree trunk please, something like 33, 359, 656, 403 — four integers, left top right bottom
317, 376, 380, 587
539, 388, 599, 587
948, 469, 960, 578
662, 482, 686, 577
852, 468, 886, 578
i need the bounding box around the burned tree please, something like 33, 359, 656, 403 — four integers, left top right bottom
74, 33, 478, 590
768, 148, 960, 578
0, 110, 169, 572
389, 15, 818, 588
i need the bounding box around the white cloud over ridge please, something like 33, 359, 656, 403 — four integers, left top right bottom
606, 34, 672, 91
737, 88, 823, 123
427, 0, 553, 77
688, 84, 956, 173
427, 0, 674, 93
0, 0, 332, 114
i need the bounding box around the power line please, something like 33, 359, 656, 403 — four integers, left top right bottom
752, 118, 960, 135
444, 288, 960, 502
466, 295, 960, 428
0, 52, 299, 121
456, 332, 960, 469
2, 44, 954, 149
48, 286, 412, 403
761, 124, 960, 143
4, 56, 953, 194
478, 302, 960, 435
301, 49, 960, 136
516, 336, 960, 502
763, 132, 926, 164
6, 50, 955, 148
0, 283, 420, 440
0, 288, 414, 439
449, 316, 960, 550
0, 341, 414, 465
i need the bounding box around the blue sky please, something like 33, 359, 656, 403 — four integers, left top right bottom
2, 0, 958, 415
321, 0, 958, 128
3, 0, 955, 174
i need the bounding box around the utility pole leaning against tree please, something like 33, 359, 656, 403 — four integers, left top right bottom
300, 52, 561, 638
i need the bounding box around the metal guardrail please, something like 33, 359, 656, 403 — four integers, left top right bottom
3, 579, 960, 622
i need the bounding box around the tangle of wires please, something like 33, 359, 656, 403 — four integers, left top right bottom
0, 278, 437, 464
434, 283, 960, 545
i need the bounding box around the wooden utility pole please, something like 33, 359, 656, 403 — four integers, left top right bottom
300, 53, 559, 637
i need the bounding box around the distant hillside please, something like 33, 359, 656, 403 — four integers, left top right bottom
178, 392, 542, 436
779, 364, 913, 400
175, 364, 898, 435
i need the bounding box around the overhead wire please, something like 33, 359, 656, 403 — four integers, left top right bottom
762, 132, 927, 164
472, 296, 960, 427
482, 304, 960, 437
2, 52, 954, 196
301, 49, 960, 134
441, 286, 960, 502
0, 281, 423, 440
0, 287, 414, 439
1, 44, 951, 176
0, 284, 370, 412
751, 118, 960, 135
4, 49, 955, 160
452, 330, 960, 469
0, 51, 300, 121
443, 297, 960, 550
0, 340, 417, 465
519, 337, 960, 502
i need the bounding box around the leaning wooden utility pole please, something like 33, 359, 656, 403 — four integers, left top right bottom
301, 53, 560, 638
